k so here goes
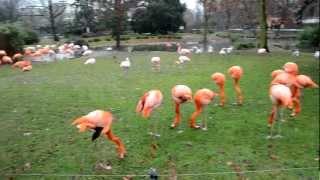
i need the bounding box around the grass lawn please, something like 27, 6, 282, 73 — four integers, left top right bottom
0, 52, 319, 179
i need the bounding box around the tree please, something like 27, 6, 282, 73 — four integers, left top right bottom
26, 0, 67, 41
259, 0, 269, 52
131, 0, 186, 34
199, 0, 217, 51
72, 0, 96, 33
0, 0, 26, 23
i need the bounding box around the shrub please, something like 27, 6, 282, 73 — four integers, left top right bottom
132, 44, 177, 52
0, 24, 25, 55
93, 38, 101, 42
229, 33, 241, 43
105, 38, 112, 41
22, 30, 39, 45
298, 26, 320, 49
235, 41, 256, 50
74, 39, 89, 46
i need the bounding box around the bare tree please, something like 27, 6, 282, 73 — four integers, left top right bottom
0, 0, 25, 22
38, 0, 66, 41
259, 0, 269, 52
199, 0, 217, 51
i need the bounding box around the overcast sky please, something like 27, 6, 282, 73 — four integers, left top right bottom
180, 0, 199, 10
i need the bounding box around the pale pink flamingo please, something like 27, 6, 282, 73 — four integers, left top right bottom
170, 85, 192, 128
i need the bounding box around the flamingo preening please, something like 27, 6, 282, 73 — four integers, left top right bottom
189, 88, 217, 130
211, 72, 226, 106
228, 66, 243, 105
72, 110, 126, 159
136, 90, 163, 136
170, 85, 193, 128
290, 74, 318, 116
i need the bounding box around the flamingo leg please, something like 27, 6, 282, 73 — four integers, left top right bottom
274, 107, 284, 138
233, 79, 243, 105
189, 103, 202, 129
267, 105, 277, 139
104, 130, 126, 159
219, 86, 225, 106
171, 103, 181, 128
201, 109, 208, 131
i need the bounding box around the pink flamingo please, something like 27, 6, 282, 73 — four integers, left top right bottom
228, 66, 243, 105
136, 90, 163, 136
211, 72, 226, 106
290, 74, 319, 116
170, 85, 193, 128
267, 84, 293, 139
189, 88, 217, 130
72, 110, 126, 159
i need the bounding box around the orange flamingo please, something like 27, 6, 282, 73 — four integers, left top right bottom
267, 84, 293, 139
211, 72, 226, 106
72, 110, 126, 159
270, 69, 285, 80
189, 88, 217, 130
170, 85, 193, 128
136, 90, 163, 136
290, 75, 318, 116
283, 62, 299, 75
12, 60, 32, 69
228, 66, 243, 105
12, 53, 24, 62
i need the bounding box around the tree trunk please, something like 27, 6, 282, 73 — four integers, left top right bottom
114, 0, 123, 49
259, 0, 269, 52
203, 0, 209, 51
48, 0, 59, 41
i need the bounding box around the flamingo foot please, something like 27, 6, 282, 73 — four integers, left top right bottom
190, 125, 201, 129
201, 127, 208, 131
290, 112, 297, 117
170, 124, 177, 129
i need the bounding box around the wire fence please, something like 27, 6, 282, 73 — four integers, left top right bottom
2, 166, 318, 178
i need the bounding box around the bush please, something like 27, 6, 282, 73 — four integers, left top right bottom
229, 33, 241, 43
105, 38, 112, 41
93, 38, 101, 42
73, 39, 89, 46
22, 30, 39, 45
235, 41, 256, 50
132, 44, 177, 51
298, 26, 320, 49
0, 24, 25, 55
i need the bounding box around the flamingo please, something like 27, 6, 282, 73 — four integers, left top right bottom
12, 53, 24, 62
267, 84, 293, 139
211, 72, 226, 106
151, 57, 161, 72
136, 90, 163, 136
120, 57, 131, 74
292, 49, 300, 57
271, 69, 285, 80
257, 48, 267, 54
22, 65, 32, 72
0, 50, 7, 61
72, 110, 126, 159
228, 66, 244, 105
219, 48, 227, 55
177, 43, 191, 56
1, 56, 13, 64
170, 85, 193, 128
12, 60, 32, 69
189, 88, 217, 130
290, 75, 318, 116
176, 55, 190, 65
84, 58, 96, 65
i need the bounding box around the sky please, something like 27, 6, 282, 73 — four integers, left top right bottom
180, 0, 199, 10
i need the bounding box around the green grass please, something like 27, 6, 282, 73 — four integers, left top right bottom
0, 52, 319, 179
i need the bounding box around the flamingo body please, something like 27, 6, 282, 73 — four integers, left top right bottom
72, 110, 126, 158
